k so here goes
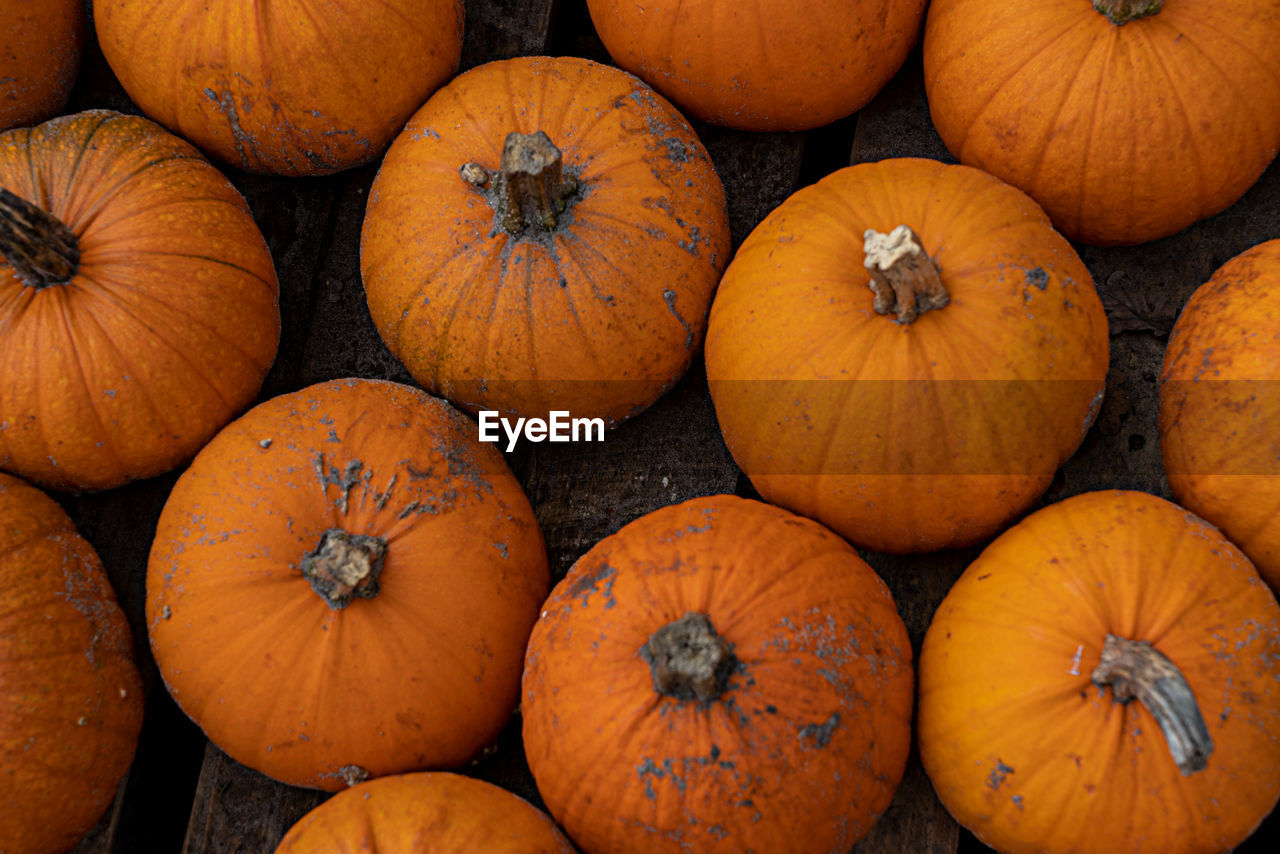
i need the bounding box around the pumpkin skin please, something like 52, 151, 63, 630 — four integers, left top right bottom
918, 490, 1280, 853
585, 0, 927, 131
522, 495, 913, 854
275, 772, 576, 853
923, 0, 1280, 246
361, 56, 730, 426
147, 378, 549, 791
92, 0, 464, 176
705, 158, 1109, 554
1160, 239, 1280, 592
0, 0, 84, 130
0, 110, 279, 492
0, 472, 145, 854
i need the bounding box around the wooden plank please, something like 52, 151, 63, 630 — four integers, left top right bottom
849, 48, 953, 167
462, 0, 560, 69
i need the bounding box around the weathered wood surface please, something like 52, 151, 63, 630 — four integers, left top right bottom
47, 2, 1280, 853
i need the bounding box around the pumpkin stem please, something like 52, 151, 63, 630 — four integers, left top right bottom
639, 612, 738, 703
1091, 634, 1213, 775
0, 188, 80, 289
462, 131, 579, 234
863, 225, 948, 324
1093, 0, 1162, 25
301, 528, 388, 609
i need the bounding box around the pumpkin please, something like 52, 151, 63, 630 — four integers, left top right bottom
918, 490, 1280, 852
1160, 239, 1280, 592
705, 158, 1109, 554
521, 495, 913, 853
275, 772, 575, 853
147, 378, 549, 791
0, 472, 144, 854
585, 0, 927, 131
923, 0, 1280, 245
0, 110, 279, 492
360, 55, 729, 426
0, 0, 84, 130
92, 0, 464, 176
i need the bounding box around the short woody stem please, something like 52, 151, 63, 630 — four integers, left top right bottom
460, 131, 578, 234
0, 188, 80, 288
301, 529, 387, 609
639, 612, 738, 703
864, 225, 948, 324
1091, 634, 1213, 775
1093, 0, 1162, 25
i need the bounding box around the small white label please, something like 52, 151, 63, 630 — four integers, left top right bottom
478, 410, 605, 452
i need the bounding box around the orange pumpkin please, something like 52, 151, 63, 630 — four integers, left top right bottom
93, 0, 464, 175
0, 472, 144, 854
360, 56, 729, 426
924, 0, 1280, 245
275, 772, 575, 853
585, 0, 927, 131
705, 158, 1109, 554
147, 378, 548, 791
522, 495, 913, 853
0, 110, 279, 492
918, 490, 1280, 852
1160, 239, 1280, 592
0, 0, 84, 130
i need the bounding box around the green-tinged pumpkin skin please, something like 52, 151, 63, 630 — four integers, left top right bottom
705, 158, 1108, 553
919, 490, 1280, 853
521, 495, 913, 854
0, 0, 84, 130
0, 110, 279, 492
147, 379, 549, 791
0, 472, 145, 854
361, 56, 729, 426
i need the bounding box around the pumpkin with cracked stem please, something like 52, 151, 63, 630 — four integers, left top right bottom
1160, 238, 1280, 592
147, 378, 549, 790
0, 472, 145, 854
585, 0, 928, 131
705, 157, 1109, 554
275, 772, 575, 853
923, 0, 1280, 245
92, 0, 463, 175
0, 110, 279, 492
361, 56, 730, 426
919, 490, 1280, 852
522, 495, 913, 853
0, 0, 84, 130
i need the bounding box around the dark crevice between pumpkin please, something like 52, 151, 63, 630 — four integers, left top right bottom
863, 224, 948, 324
1091, 633, 1213, 775
1093, 0, 1162, 26
0, 187, 80, 289
460, 131, 581, 237
640, 612, 739, 703
301, 528, 387, 610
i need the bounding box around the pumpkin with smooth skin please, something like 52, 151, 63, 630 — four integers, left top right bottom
0, 110, 279, 492
361, 56, 730, 426
275, 772, 576, 853
522, 495, 913, 854
705, 158, 1109, 554
0, 472, 145, 854
147, 378, 548, 791
0, 0, 84, 130
1160, 239, 1280, 592
586, 0, 927, 131
924, 0, 1280, 245
93, 0, 463, 175
918, 490, 1280, 853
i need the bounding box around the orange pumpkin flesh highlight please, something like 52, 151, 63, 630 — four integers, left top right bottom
147, 378, 549, 791
0, 0, 84, 130
919, 490, 1280, 853
522, 495, 913, 853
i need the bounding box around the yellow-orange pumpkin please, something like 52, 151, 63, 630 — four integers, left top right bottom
0, 110, 279, 492
0, 0, 84, 130
93, 0, 464, 175
522, 495, 913, 853
918, 490, 1280, 852
0, 472, 144, 854
705, 158, 1109, 553
361, 56, 729, 426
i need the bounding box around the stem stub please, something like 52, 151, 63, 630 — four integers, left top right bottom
1093, 0, 1162, 25
864, 224, 948, 324
0, 188, 80, 289
639, 612, 738, 703
301, 528, 388, 609
461, 131, 579, 235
